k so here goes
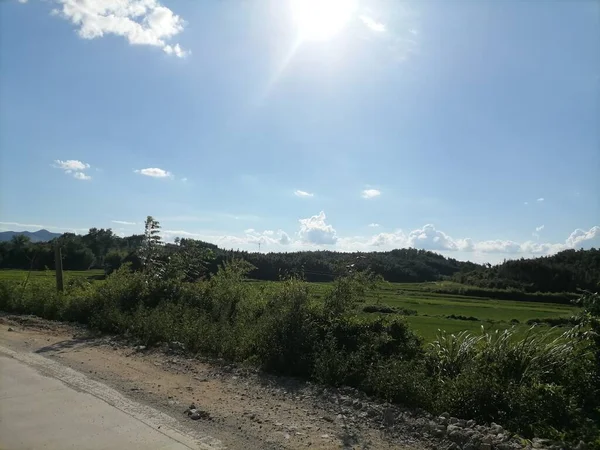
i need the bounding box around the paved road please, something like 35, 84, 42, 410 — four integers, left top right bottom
0, 351, 222, 450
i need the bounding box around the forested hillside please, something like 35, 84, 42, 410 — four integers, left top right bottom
452, 248, 600, 293
1, 223, 598, 293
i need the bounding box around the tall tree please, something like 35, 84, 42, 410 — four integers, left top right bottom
139, 216, 163, 276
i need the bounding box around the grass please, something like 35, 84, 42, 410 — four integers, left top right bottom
1, 270, 579, 341
0, 269, 105, 281
249, 280, 579, 341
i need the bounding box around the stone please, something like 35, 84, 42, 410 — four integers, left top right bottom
449, 417, 459, 425
479, 444, 492, 450
467, 420, 476, 428
7, 327, 14, 332
438, 416, 449, 425
481, 435, 493, 444
440, 412, 450, 419
382, 408, 395, 426
190, 410, 211, 421
433, 428, 446, 438
448, 430, 468, 444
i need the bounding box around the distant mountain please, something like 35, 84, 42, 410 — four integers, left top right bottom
0, 229, 62, 243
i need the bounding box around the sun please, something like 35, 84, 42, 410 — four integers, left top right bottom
290, 0, 358, 41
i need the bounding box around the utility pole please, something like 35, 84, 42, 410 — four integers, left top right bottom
55, 243, 64, 292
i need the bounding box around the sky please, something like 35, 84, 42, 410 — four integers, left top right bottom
0, 0, 599, 264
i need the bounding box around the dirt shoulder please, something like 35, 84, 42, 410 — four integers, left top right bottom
0, 315, 440, 450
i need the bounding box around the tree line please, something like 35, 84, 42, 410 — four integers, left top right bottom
1, 217, 598, 293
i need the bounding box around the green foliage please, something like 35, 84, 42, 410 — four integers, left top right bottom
428, 322, 600, 442
0, 253, 598, 446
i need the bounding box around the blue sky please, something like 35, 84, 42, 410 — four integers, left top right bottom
0, 0, 598, 263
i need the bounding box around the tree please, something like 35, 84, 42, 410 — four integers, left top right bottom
139, 216, 163, 276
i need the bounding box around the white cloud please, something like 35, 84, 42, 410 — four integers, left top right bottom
134, 167, 172, 178
565, 226, 600, 250
361, 189, 381, 199
524, 202, 529, 206
535, 225, 545, 232
367, 230, 407, 248
0, 221, 45, 230
112, 220, 136, 225
298, 211, 338, 245
0, 221, 88, 233
294, 190, 314, 198
368, 223, 380, 228
54, 0, 188, 58
52, 159, 92, 180
278, 230, 291, 245
360, 15, 386, 32
406, 224, 460, 251
73, 172, 91, 180
537, 198, 545, 202
53, 159, 90, 171
181, 177, 188, 182
18, 0, 28, 4
475, 239, 522, 254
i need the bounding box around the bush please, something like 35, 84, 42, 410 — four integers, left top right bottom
0, 265, 598, 447
446, 314, 479, 321
362, 304, 417, 315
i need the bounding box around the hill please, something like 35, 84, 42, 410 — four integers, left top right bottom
452, 248, 600, 293
0, 229, 62, 243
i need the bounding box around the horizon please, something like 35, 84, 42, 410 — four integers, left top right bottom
1, 0, 598, 264
1, 226, 596, 267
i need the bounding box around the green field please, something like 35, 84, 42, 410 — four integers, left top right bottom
250, 280, 578, 341
0, 269, 105, 281
1, 270, 578, 341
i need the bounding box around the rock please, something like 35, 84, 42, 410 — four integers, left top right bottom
457, 419, 467, 428
497, 443, 519, 450
189, 410, 211, 421
532, 438, 551, 448
433, 427, 446, 438
467, 420, 476, 428
479, 444, 492, 450
7, 327, 14, 332
382, 407, 395, 427
490, 422, 504, 434
440, 412, 450, 419
448, 430, 468, 444
447, 424, 460, 433
170, 341, 185, 351
438, 416, 449, 425
481, 435, 493, 445
135, 345, 146, 351
449, 417, 459, 425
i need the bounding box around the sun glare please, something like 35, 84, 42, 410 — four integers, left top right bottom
290, 0, 358, 41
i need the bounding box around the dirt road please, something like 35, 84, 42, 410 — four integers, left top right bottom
0, 315, 434, 450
